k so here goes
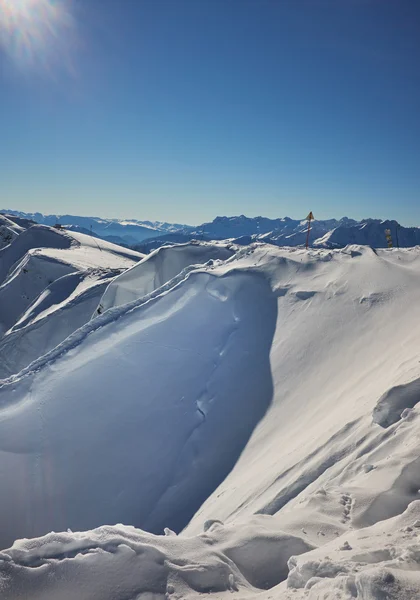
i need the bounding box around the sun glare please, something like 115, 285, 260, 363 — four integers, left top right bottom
0, 0, 75, 72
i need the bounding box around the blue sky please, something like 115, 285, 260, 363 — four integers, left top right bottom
0, 0, 419, 225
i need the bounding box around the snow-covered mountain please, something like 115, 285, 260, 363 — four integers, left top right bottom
135, 215, 420, 252
313, 218, 420, 249
0, 222, 144, 375
5, 210, 420, 251
1, 220, 420, 599
188, 215, 420, 249
0, 213, 25, 249
1, 209, 191, 245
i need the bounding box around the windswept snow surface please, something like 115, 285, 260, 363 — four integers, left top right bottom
96, 241, 236, 314
2, 242, 420, 598
0, 260, 276, 547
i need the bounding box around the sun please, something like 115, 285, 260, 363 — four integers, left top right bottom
0, 0, 74, 71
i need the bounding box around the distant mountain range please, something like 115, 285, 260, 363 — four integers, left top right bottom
2, 210, 419, 251
1, 210, 193, 246
135, 216, 420, 252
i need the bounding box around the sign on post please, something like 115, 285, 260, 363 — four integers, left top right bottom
306, 212, 314, 249
385, 229, 393, 248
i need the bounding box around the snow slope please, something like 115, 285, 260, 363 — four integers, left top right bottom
0, 213, 24, 249
0, 264, 276, 547
0, 224, 73, 285
0, 224, 143, 355
0, 269, 118, 378
96, 241, 236, 314
1, 242, 420, 598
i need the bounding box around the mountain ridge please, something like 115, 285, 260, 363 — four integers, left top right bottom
2, 209, 420, 252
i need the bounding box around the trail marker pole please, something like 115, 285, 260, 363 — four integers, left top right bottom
385, 228, 393, 248
305, 211, 314, 249
395, 224, 400, 249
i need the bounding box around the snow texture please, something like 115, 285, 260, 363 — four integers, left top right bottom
1, 233, 420, 598
96, 241, 235, 313
0, 266, 276, 546
0, 224, 143, 366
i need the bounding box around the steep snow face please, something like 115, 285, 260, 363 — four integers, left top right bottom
0, 266, 276, 547
96, 241, 236, 314
187, 246, 420, 537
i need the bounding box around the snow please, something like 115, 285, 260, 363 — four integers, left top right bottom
2, 209, 190, 243
0, 270, 118, 378
0, 214, 24, 249
0, 224, 143, 367
0, 263, 276, 547
1, 234, 420, 598
96, 241, 236, 314
7, 209, 420, 249
0, 224, 73, 284
313, 219, 420, 249
2, 504, 420, 599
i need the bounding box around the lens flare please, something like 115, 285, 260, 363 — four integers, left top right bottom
0, 0, 75, 72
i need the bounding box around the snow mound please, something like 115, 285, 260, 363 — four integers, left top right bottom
0, 266, 276, 547
0, 516, 313, 600
96, 241, 235, 314
286, 500, 420, 599
4, 503, 420, 600
373, 377, 420, 428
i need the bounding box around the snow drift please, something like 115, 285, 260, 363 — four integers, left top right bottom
96, 241, 235, 314
0, 265, 276, 547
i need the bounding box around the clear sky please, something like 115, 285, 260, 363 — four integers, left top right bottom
0, 0, 419, 225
